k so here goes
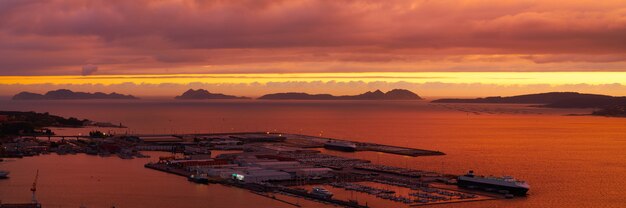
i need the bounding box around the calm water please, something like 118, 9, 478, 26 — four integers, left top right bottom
1, 99, 625, 208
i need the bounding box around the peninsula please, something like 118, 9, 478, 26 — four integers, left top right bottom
432, 92, 626, 107
175, 89, 250, 100
13, 89, 138, 100
0, 111, 123, 137
258, 89, 422, 100
432, 92, 626, 117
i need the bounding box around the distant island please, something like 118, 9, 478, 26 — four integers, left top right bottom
13, 89, 138, 100
258, 89, 422, 100
432, 92, 626, 117
174, 89, 250, 99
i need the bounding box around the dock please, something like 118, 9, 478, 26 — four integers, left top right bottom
249, 191, 302, 207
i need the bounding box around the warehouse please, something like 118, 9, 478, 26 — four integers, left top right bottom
293, 168, 333, 177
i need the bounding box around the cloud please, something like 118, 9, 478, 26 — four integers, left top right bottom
82, 64, 98, 75
0, 0, 626, 74
523, 54, 626, 63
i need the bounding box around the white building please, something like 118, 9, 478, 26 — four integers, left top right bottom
232, 170, 292, 183
204, 167, 292, 183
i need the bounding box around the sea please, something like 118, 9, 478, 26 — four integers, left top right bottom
1, 99, 625, 208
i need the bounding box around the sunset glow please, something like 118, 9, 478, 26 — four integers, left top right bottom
1, 0, 626, 97
3, 72, 626, 86
3, 1, 626, 208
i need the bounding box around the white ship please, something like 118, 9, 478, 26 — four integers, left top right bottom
457, 170, 530, 196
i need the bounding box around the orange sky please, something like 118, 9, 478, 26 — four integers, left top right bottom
1, 0, 626, 96
2, 72, 626, 97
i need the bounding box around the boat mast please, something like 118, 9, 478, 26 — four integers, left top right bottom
31, 169, 39, 204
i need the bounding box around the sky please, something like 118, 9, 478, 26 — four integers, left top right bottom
1, 0, 626, 97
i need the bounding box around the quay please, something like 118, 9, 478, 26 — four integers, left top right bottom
178, 132, 445, 157
13, 132, 445, 158
249, 191, 302, 207
0, 203, 41, 208
409, 198, 498, 207
144, 163, 191, 177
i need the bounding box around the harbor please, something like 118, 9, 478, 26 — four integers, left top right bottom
2, 131, 527, 207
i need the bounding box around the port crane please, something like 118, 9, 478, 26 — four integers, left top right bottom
31, 169, 39, 204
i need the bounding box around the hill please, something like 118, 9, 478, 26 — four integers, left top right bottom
13, 89, 138, 100
174, 89, 250, 99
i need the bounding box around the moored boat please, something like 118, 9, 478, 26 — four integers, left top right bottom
310, 187, 333, 199
323, 141, 357, 152
0, 171, 9, 179
188, 174, 209, 184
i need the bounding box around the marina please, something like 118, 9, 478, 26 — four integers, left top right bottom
1, 131, 526, 207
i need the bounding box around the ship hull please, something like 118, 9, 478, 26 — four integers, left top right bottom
458, 179, 528, 196
323, 144, 356, 152
311, 194, 333, 199
188, 176, 209, 184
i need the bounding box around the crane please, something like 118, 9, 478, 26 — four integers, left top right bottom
31, 169, 39, 204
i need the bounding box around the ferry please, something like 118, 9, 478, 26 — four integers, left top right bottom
457, 170, 530, 196
311, 187, 333, 199
324, 141, 357, 152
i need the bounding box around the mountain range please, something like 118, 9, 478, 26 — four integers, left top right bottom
258, 89, 422, 100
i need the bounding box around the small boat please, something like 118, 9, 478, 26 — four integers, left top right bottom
188, 174, 209, 184
116, 153, 133, 159
381, 189, 395, 194
310, 187, 333, 199
188, 167, 208, 184
0, 171, 9, 179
